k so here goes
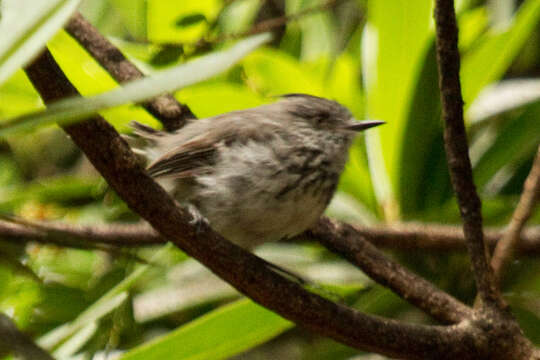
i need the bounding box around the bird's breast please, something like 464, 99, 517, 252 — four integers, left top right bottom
189, 138, 345, 247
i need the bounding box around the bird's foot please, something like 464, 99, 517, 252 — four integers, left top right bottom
186, 204, 209, 234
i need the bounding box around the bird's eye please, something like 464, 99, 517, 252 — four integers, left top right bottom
314, 112, 330, 126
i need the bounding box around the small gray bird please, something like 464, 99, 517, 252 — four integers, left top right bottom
132, 94, 383, 248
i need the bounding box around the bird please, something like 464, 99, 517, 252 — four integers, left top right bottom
131, 94, 383, 249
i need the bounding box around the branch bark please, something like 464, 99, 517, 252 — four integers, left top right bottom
491, 146, 540, 283
434, 0, 502, 309
3, 218, 540, 254
23, 48, 478, 360
0, 314, 54, 360
65, 12, 195, 131
307, 218, 473, 324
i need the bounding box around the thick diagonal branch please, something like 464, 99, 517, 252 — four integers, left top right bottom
65, 12, 195, 131
434, 0, 502, 308
24, 48, 477, 360
491, 146, 540, 283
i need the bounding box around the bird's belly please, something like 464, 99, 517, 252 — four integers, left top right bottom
203, 190, 327, 248
193, 173, 331, 248
186, 141, 341, 248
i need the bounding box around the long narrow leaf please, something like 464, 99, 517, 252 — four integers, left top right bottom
0, 33, 272, 135
38, 244, 174, 350
0, 0, 82, 86
461, 0, 540, 107
120, 299, 293, 360
362, 0, 433, 219
468, 79, 540, 123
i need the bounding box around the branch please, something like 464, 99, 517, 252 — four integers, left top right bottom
307, 218, 473, 324
64, 12, 195, 131
23, 48, 477, 360
0, 218, 157, 247
154, 0, 347, 53
433, 0, 502, 308
341, 223, 540, 254
226, 0, 345, 39
3, 218, 540, 253
0, 314, 54, 360
491, 146, 540, 283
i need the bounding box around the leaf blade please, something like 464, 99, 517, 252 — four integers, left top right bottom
120, 299, 293, 360
0, 0, 82, 86
0, 33, 272, 135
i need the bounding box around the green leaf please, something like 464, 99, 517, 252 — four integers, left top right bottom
175, 82, 266, 118
362, 0, 433, 219
398, 45, 451, 213
120, 299, 293, 360
0, 0, 82, 86
461, 0, 540, 108
471, 103, 540, 193
219, 0, 261, 35
0, 71, 42, 118
0, 176, 100, 212
38, 292, 128, 350
109, 0, 147, 39
293, 0, 335, 61
510, 306, 540, 345
242, 47, 323, 96
338, 139, 379, 218
48, 30, 158, 130
458, 7, 488, 51
150, 45, 184, 67
53, 322, 98, 358
148, 0, 220, 43
414, 196, 533, 225
38, 244, 174, 350
468, 79, 540, 124
176, 13, 208, 27
0, 263, 42, 328
0, 33, 272, 136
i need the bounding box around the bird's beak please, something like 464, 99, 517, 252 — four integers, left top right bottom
342, 120, 385, 131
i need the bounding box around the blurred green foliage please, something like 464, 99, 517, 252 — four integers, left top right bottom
0, 0, 539, 359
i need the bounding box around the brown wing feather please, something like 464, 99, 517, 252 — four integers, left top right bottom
147, 137, 222, 179
145, 108, 283, 179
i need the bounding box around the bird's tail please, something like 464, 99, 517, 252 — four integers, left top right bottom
124, 121, 166, 163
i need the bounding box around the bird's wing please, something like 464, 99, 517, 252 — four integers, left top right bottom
146, 109, 284, 179
146, 130, 230, 179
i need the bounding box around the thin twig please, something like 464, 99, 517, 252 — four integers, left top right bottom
0, 314, 55, 360
433, 0, 502, 309
2, 218, 540, 253
24, 48, 478, 360
491, 146, 540, 283
224, 0, 344, 40
340, 224, 540, 254
65, 12, 195, 132
151, 0, 346, 53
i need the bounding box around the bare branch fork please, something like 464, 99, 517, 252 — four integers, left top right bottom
2, 1, 538, 358
434, 0, 536, 358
